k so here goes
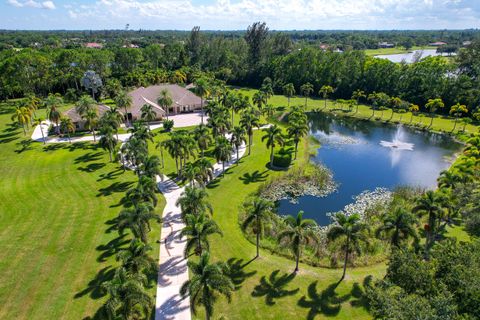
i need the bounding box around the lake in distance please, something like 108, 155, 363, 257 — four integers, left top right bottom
375, 49, 454, 63
278, 113, 462, 226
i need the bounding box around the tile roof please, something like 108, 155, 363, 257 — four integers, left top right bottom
65, 104, 111, 122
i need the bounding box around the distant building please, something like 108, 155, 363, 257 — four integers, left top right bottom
319, 44, 330, 50
378, 42, 395, 48
463, 41, 472, 47
65, 104, 112, 131
126, 84, 202, 122
122, 44, 140, 48
85, 42, 104, 49
429, 41, 447, 46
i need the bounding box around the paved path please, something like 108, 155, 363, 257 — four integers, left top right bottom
155, 134, 247, 320
31, 119, 51, 142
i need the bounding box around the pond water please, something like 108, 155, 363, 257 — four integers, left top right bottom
278, 113, 461, 226
375, 49, 454, 63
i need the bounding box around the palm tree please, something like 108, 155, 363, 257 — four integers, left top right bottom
283, 83, 295, 108
45, 94, 63, 134
327, 213, 369, 282
180, 252, 234, 320
278, 211, 318, 273
140, 104, 157, 129
376, 207, 418, 247
118, 202, 160, 244
183, 162, 200, 186
33, 117, 46, 144
300, 82, 314, 108
157, 88, 173, 120
262, 124, 284, 168
213, 136, 232, 175
75, 95, 96, 117
60, 117, 75, 143
193, 124, 212, 158
141, 155, 161, 179
352, 89, 366, 114
102, 267, 153, 320
409, 104, 419, 124
449, 103, 468, 133
425, 98, 445, 128
287, 119, 309, 159
208, 109, 231, 137
319, 85, 334, 109
252, 91, 267, 111
389, 97, 402, 121
11, 106, 31, 135
25, 94, 40, 119
99, 125, 117, 162
83, 109, 98, 142
115, 90, 133, 126
412, 190, 446, 258
163, 133, 184, 177
194, 158, 214, 187
242, 197, 273, 258
103, 106, 123, 139
240, 108, 260, 155
438, 169, 462, 189
196, 78, 210, 124
127, 175, 159, 207
116, 238, 156, 275
230, 126, 246, 161
461, 117, 472, 132
176, 186, 213, 218
182, 213, 223, 256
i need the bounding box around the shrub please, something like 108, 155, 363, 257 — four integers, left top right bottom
163, 119, 174, 132
272, 148, 292, 168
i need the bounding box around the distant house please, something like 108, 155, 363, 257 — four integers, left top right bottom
429, 41, 447, 46
85, 42, 104, 49
126, 84, 202, 122
319, 44, 330, 50
65, 104, 112, 131
378, 42, 395, 48
122, 44, 140, 48
463, 41, 472, 47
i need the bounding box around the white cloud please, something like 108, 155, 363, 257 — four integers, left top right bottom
7, 0, 56, 9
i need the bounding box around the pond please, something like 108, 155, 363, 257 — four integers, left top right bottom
375, 49, 454, 63
278, 113, 462, 226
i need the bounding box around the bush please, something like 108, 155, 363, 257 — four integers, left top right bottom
272, 148, 292, 168
163, 119, 174, 132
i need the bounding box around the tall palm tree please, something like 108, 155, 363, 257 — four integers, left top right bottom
11, 106, 31, 135
182, 213, 223, 256
240, 107, 260, 155
376, 207, 418, 247
319, 85, 334, 109
196, 78, 210, 124
194, 158, 214, 187
412, 190, 446, 258
449, 103, 468, 133
116, 238, 156, 275
425, 98, 445, 129
213, 136, 232, 175
242, 197, 273, 258
208, 108, 231, 137
176, 186, 213, 218
75, 95, 96, 117
102, 267, 153, 320
60, 117, 75, 143
278, 211, 318, 273
283, 83, 295, 108
352, 89, 366, 114
45, 94, 63, 134
327, 213, 369, 282
287, 119, 309, 160
99, 125, 117, 162
252, 91, 267, 111
141, 155, 162, 180
117, 201, 160, 244
83, 109, 98, 142
115, 90, 133, 126
33, 117, 46, 144
163, 133, 184, 177
103, 106, 123, 140
193, 124, 212, 158
300, 82, 314, 108
157, 89, 173, 120
180, 252, 234, 320
262, 124, 284, 168
127, 175, 159, 208
230, 126, 246, 161
25, 94, 40, 119
183, 162, 200, 187
140, 104, 157, 129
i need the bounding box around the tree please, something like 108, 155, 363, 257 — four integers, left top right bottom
182, 213, 222, 256
287, 117, 309, 159
244, 21, 269, 68
242, 197, 273, 258
157, 89, 173, 120
102, 267, 153, 320
116, 238, 156, 275
376, 207, 418, 247
118, 201, 160, 244
75, 95, 96, 117
140, 104, 156, 129
389, 97, 403, 121
213, 136, 232, 175
449, 103, 468, 133
327, 213, 369, 282
319, 85, 334, 109
278, 211, 318, 273
352, 89, 366, 114
193, 124, 212, 158
103, 106, 123, 140
252, 90, 267, 111
260, 77, 274, 105
99, 124, 117, 162
81, 70, 103, 100
425, 98, 445, 128
83, 109, 98, 142
176, 186, 213, 218
195, 78, 210, 124
33, 117, 46, 144
194, 158, 214, 187
262, 124, 284, 168
141, 155, 161, 180
59, 117, 75, 143
409, 104, 420, 124
461, 117, 472, 132
180, 252, 234, 320
283, 83, 295, 108
114, 90, 132, 126
45, 93, 63, 134
230, 126, 246, 161
300, 82, 314, 107
11, 106, 31, 135
240, 107, 260, 155
187, 26, 203, 65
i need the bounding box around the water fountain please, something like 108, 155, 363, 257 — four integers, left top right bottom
380, 126, 414, 151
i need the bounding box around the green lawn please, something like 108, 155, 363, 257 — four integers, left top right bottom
363, 46, 436, 56
0, 102, 163, 319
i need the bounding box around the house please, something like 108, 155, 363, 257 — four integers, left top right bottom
429, 41, 447, 46
65, 104, 112, 131
126, 84, 202, 122
378, 42, 395, 48
85, 42, 104, 49
463, 41, 472, 47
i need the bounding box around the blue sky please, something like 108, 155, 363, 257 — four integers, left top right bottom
1, 0, 479, 30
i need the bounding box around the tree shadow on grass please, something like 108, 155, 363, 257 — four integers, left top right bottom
97, 168, 124, 181
350, 276, 373, 311
0, 130, 20, 144
78, 162, 106, 173
66, 142, 94, 152
226, 258, 257, 290
97, 181, 133, 197
297, 281, 351, 319
239, 170, 268, 184
96, 234, 130, 262
14, 139, 34, 153
43, 143, 64, 152
251, 269, 299, 306
74, 266, 115, 300
74, 151, 103, 164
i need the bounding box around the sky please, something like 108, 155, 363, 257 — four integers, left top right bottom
0, 0, 479, 30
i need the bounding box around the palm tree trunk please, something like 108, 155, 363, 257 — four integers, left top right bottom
288, 97, 290, 108
294, 141, 298, 160
429, 114, 434, 128
410, 113, 414, 124
295, 247, 300, 273
389, 110, 394, 121
248, 134, 252, 155
108, 150, 113, 162
40, 126, 45, 144
236, 146, 239, 163
270, 146, 274, 168
201, 98, 204, 124
256, 216, 260, 258
324, 98, 327, 109
341, 236, 350, 281
92, 130, 96, 142
175, 157, 179, 178
451, 117, 458, 133
222, 161, 225, 176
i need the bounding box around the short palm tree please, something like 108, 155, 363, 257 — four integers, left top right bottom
283, 83, 295, 108
319, 85, 334, 109
176, 186, 213, 218
183, 162, 200, 186
116, 238, 156, 275
45, 93, 63, 133
182, 213, 223, 256
327, 213, 369, 282
425, 98, 445, 128
114, 90, 133, 126
75, 95, 96, 117
117, 201, 160, 244
99, 125, 118, 162
240, 107, 260, 155
230, 126, 246, 161
449, 103, 468, 133
33, 117, 46, 144
242, 197, 273, 258
278, 211, 318, 273
352, 89, 366, 114
376, 207, 418, 247
83, 109, 98, 142
300, 82, 314, 107
194, 124, 212, 158
409, 104, 420, 124
180, 252, 234, 320
194, 158, 214, 187
60, 117, 75, 143
213, 136, 232, 175
11, 106, 31, 135
287, 119, 309, 159
102, 106, 123, 140
252, 90, 267, 110
140, 104, 157, 129
262, 124, 284, 168
157, 89, 173, 119
141, 155, 162, 180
